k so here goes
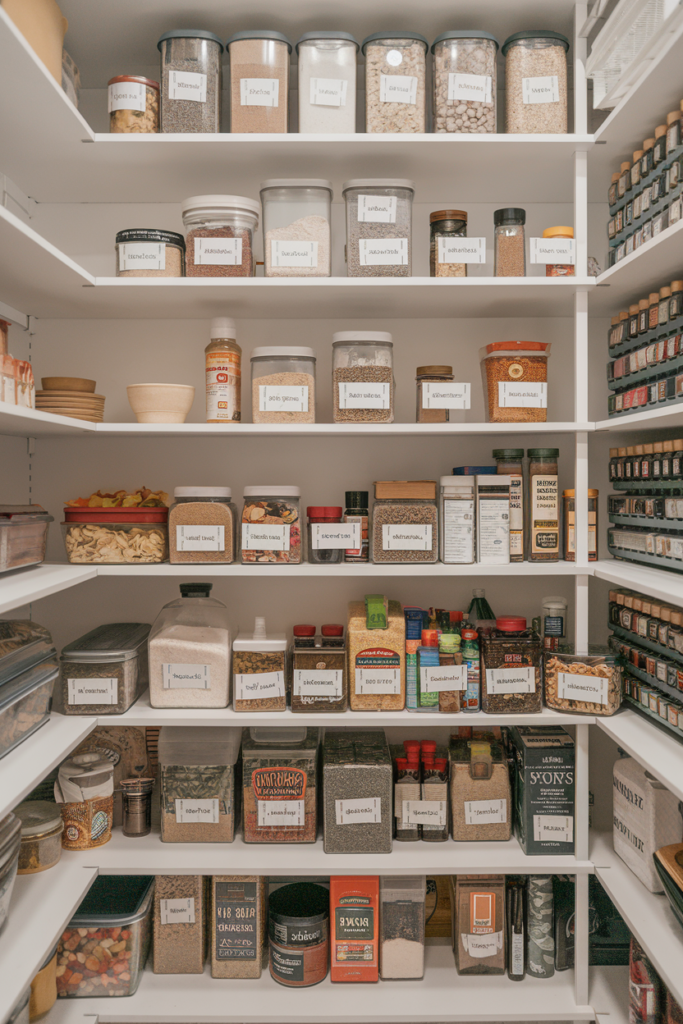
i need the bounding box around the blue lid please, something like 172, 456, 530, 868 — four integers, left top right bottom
226, 30, 292, 53
157, 29, 224, 52
296, 31, 359, 53
431, 30, 499, 53
452, 466, 497, 475
361, 31, 429, 55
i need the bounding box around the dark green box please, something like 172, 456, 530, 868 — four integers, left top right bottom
509, 726, 575, 856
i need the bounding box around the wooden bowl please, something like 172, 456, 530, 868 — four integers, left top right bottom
41, 377, 96, 393
126, 383, 195, 423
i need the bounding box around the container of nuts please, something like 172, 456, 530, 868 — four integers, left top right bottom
372, 481, 438, 564
361, 32, 428, 133
431, 31, 498, 134
544, 646, 623, 715
479, 341, 550, 423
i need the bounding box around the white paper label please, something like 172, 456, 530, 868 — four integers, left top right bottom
422, 382, 470, 409
358, 238, 409, 266
240, 78, 279, 106
355, 668, 401, 694
380, 73, 417, 104
310, 77, 347, 107
337, 382, 391, 409
67, 678, 118, 705
242, 523, 290, 551
118, 243, 165, 272
420, 663, 467, 692
533, 814, 574, 843
443, 498, 474, 563
335, 797, 382, 824
462, 931, 503, 958
310, 523, 360, 549
437, 237, 486, 264
529, 237, 575, 264
522, 75, 559, 104
108, 81, 146, 112
294, 669, 343, 696
270, 240, 318, 268
403, 800, 447, 825
235, 671, 285, 701
160, 898, 195, 925
557, 671, 609, 705
447, 72, 493, 104
176, 525, 224, 552
486, 666, 535, 694
163, 663, 211, 689
175, 799, 219, 823
498, 382, 547, 408
464, 799, 508, 825
168, 70, 207, 103
194, 237, 242, 266
259, 385, 309, 413
257, 799, 305, 826
382, 524, 432, 550
357, 195, 397, 224
478, 497, 509, 564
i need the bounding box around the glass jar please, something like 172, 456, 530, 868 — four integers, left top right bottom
542, 225, 574, 276
639, 298, 649, 333
291, 629, 347, 712
608, 172, 620, 207
169, 487, 238, 564
380, 877, 426, 979
494, 208, 526, 277
439, 477, 474, 564
416, 364, 465, 423
563, 488, 598, 561
670, 280, 683, 319
227, 30, 292, 133
667, 109, 681, 154
654, 124, 668, 166
502, 31, 569, 134
527, 447, 560, 561
544, 647, 622, 715
641, 138, 655, 177
429, 210, 468, 277
343, 179, 414, 277
493, 448, 524, 560
251, 346, 316, 423
343, 489, 369, 562
260, 179, 332, 278
15, 801, 63, 874
372, 480, 438, 564
361, 32, 428, 133
108, 76, 159, 133
157, 30, 223, 133
628, 304, 640, 338
115, 228, 185, 278
659, 287, 672, 326
241, 486, 301, 563
181, 194, 260, 278
631, 152, 643, 189
205, 317, 241, 423
479, 341, 550, 423
307, 506, 344, 564
296, 32, 358, 133
431, 31, 498, 134
618, 161, 631, 199
480, 617, 542, 713
332, 331, 394, 422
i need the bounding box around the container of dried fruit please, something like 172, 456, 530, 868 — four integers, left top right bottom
181, 194, 260, 278
108, 75, 159, 133
169, 487, 238, 564
0, 621, 57, 760
372, 481, 438, 564
0, 812, 21, 932
241, 486, 301, 563
0, 505, 53, 574
431, 31, 498, 134
233, 617, 287, 712
544, 646, 623, 715
241, 726, 320, 843
479, 341, 550, 423
251, 347, 316, 423
480, 616, 542, 714
260, 180, 332, 278
361, 32, 428, 133
15, 800, 63, 874
57, 875, 154, 998
59, 623, 150, 715
62, 507, 168, 564
502, 31, 569, 134
332, 331, 394, 421
159, 726, 240, 842
115, 228, 184, 278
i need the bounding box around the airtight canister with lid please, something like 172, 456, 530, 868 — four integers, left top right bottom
169, 488, 238, 564
332, 331, 394, 422
343, 179, 414, 277
439, 477, 475, 564
182, 195, 260, 278
206, 318, 241, 423
251, 347, 316, 423
296, 32, 358, 133
260, 180, 332, 278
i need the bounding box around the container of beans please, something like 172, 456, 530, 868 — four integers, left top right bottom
108, 76, 159, 133
480, 617, 542, 714
343, 179, 414, 277
479, 341, 550, 423
544, 647, 623, 715
332, 332, 394, 422
233, 617, 287, 712
15, 801, 62, 874
372, 480, 438, 564
158, 30, 223, 133
362, 32, 428, 133
241, 726, 319, 842
241, 486, 301, 563
268, 882, 329, 987
260, 179, 332, 278
115, 228, 185, 278
251, 347, 316, 423
182, 194, 259, 277
502, 31, 569, 134
431, 31, 498, 134
168, 487, 238, 564
227, 30, 292, 134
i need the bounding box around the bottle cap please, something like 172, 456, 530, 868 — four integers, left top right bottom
345, 491, 369, 508
422, 741, 437, 752
293, 624, 316, 637
307, 506, 342, 518
496, 616, 527, 631
321, 623, 344, 637
421, 629, 439, 646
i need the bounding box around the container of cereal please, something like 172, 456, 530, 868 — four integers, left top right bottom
60, 623, 150, 715
322, 730, 393, 854
241, 487, 301, 563
431, 31, 498, 134
241, 726, 319, 843
296, 32, 358, 134
153, 875, 207, 974
227, 30, 292, 133
347, 598, 406, 711
372, 480, 438, 564
479, 341, 550, 423
251, 347, 316, 423
233, 618, 287, 713
332, 331, 394, 422
0, 813, 21, 932
502, 31, 569, 134
480, 617, 542, 714
343, 180, 414, 277
159, 726, 240, 842
15, 801, 63, 874
182, 195, 260, 278
169, 487, 238, 564
158, 30, 223, 133
108, 76, 159, 133
260, 180, 332, 278
115, 228, 184, 278
62, 506, 168, 564
361, 32, 428, 133
544, 646, 623, 715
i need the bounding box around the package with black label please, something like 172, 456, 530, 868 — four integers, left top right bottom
450, 874, 505, 975
210, 875, 264, 978
509, 726, 575, 855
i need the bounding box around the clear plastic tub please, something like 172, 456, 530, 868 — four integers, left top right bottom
0, 506, 53, 573
372, 481, 438, 564
480, 617, 542, 714
233, 618, 287, 712
16, 800, 63, 874
169, 487, 238, 564
296, 32, 358, 133
60, 623, 150, 715
158, 30, 223, 133
182, 194, 260, 278
62, 507, 168, 564
544, 646, 623, 715
332, 331, 394, 422
431, 31, 498, 134
241, 487, 301, 563
251, 347, 316, 423
362, 32, 428, 133
380, 876, 426, 979
0, 813, 21, 931
227, 30, 292, 133
479, 341, 550, 423
159, 726, 240, 842
108, 75, 159, 134
343, 179, 414, 277
0, 657, 57, 760
260, 180, 332, 278
502, 31, 569, 134
241, 726, 320, 843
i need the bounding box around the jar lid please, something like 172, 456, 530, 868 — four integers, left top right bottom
332, 331, 393, 344
174, 486, 232, 498
501, 30, 570, 55
655, 124, 668, 138
439, 476, 473, 490
422, 740, 437, 751
243, 485, 301, 497
431, 30, 499, 52
543, 226, 573, 238
251, 346, 316, 359
157, 29, 224, 51
345, 490, 368, 506
342, 179, 415, 193
496, 616, 527, 631
672, 280, 683, 289
293, 624, 316, 637
660, 286, 672, 297
322, 623, 344, 636
620, 162, 631, 172
562, 489, 599, 496
484, 340, 549, 353
639, 298, 648, 308
493, 207, 526, 225
668, 111, 680, 124
527, 448, 560, 457
492, 449, 524, 458
210, 318, 237, 339
181, 194, 261, 217
610, 173, 620, 183
226, 29, 292, 52
629, 304, 639, 314
417, 365, 453, 374
649, 292, 660, 302
307, 506, 342, 517
643, 138, 655, 149
633, 150, 643, 161
429, 210, 467, 223
15, 800, 63, 837
361, 31, 429, 54
296, 31, 359, 52
108, 75, 159, 91
115, 228, 185, 248
260, 178, 333, 194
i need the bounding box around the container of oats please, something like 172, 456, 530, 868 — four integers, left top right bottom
362, 32, 428, 133
169, 487, 238, 564
372, 481, 438, 564
116, 228, 185, 278
479, 341, 550, 423
431, 31, 498, 134
60, 622, 150, 715
251, 347, 316, 423
544, 646, 623, 715
332, 332, 394, 422
502, 31, 569, 134
260, 180, 332, 278
343, 180, 414, 277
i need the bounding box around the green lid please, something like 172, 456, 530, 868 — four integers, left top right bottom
492, 449, 524, 459
502, 30, 570, 56
345, 491, 369, 508
365, 594, 388, 630
527, 448, 560, 458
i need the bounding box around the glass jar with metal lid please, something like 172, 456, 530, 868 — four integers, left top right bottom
15, 801, 63, 874
181, 194, 260, 278
332, 331, 394, 422
431, 31, 498, 134
169, 487, 238, 564
108, 76, 159, 133
416, 365, 458, 423
343, 179, 414, 277
115, 228, 185, 278
227, 30, 292, 133
296, 32, 358, 133
59, 623, 150, 716
157, 30, 223, 133
502, 31, 569, 134
361, 32, 428, 133
429, 210, 468, 277
251, 346, 316, 423
494, 208, 526, 276
480, 617, 542, 714
259, 180, 332, 278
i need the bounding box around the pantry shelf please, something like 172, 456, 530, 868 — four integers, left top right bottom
590, 219, 683, 313
596, 709, 683, 802
589, 964, 630, 1022
593, 559, 683, 605
96, 562, 590, 578
595, 405, 683, 431
0, 563, 97, 615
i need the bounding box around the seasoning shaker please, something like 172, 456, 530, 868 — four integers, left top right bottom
527, 448, 560, 561
120, 777, 154, 838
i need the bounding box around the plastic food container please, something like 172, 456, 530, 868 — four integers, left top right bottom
362, 32, 428, 133
0, 813, 21, 932
544, 647, 623, 715
372, 480, 438, 564
242, 727, 320, 843
502, 31, 569, 134
332, 332, 394, 422
432, 31, 498, 134
16, 800, 63, 874
115, 228, 184, 278
181, 195, 260, 278
108, 76, 159, 133
251, 347, 316, 423
479, 341, 550, 423
158, 30, 223, 133
55, 752, 114, 850
57, 875, 154, 998
153, 875, 207, 974
30, 944, 58, 1021
62, 506, 168, 564
233, 618, 287, 713
260, 180, 332, 278
227, 30, 292, 133
480, 617, 542, 714
169, 487, 238, 564
307, 508, 344, 565
322, 730, 393, 854
0, 506, 53, 573
159, 726, 240, 843
0, 653, 57, 761
60, 623, 150, 715
291, 626, 347, 711
241, 487, 301, 563
380, 876, 426, 979
296, 32, 358, 133
343, 180, 414, 278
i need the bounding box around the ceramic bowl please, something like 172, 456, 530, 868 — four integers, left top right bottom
126, 383, 195, 423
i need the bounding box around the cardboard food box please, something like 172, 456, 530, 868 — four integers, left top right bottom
509, 726, 575, 856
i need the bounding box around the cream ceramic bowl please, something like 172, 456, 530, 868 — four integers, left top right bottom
127, 383, 195, 423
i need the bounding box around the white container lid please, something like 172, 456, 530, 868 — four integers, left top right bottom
233, 617, 287, 652
181, 194, 261, 217
440, 476, 473, 491
210, 318, 237, 339
243, 485, 301, 497
332, 331, 393, 345
251, 346, 316, 359
174, 487, 232, 498
158, 725, 241, 766
343, 179, 415, 192
260, 179, 333, 193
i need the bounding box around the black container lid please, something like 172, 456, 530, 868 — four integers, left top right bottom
180, 582, 213, 598
70, 875, 154, 927
226, 29, 292, 53
157, 29, 224, 52
502, 30, 570, 56
361, 31, 429, 54
493, 208, 526, 226
527, 448, 560, 458
269, 882, 330, 922
115, 228, 186, 248
431, 30, 499, 53
492, 449, 525, 459
345, 490, 369, 508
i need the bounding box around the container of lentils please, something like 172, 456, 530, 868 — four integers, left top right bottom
251, 347, 316, 423
153, 875, 207, 974
260, 180, 332, 278
115, 229, 185, 278
322, 730, 393, 854
493, 208, 526, 277
227, 30, 291, 133
502, 31, 569, 134
269, 882, 329, 987
242, 727, 320, 843
372, 480, 438, 564
332, 331, 394, 422
362, 32, 428, 133
159, 726, 240, 843
233, 617, 287, 712
60, 622, 150, 716
182, 194, 260, 278
480, 616, 542, 714
108, 76, 159, 133
241, 487, 301, 563
431, 31, 498, 134
157, 30, 223, 133
296, 32, 358, 133
291, 625, 347, 713
169, 487, 238, 564
343, 179, 414, 277
479, 341, 550, 423
430, 210, 468, 277
379, 876, 426, 979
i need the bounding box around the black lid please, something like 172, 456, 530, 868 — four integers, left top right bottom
116, 228, 185, 248
345, 490, 369, 507
180, 583, 213, 598
269, 882, 329, 922
431, 30, 499, 53
502, 30, 570, 55
361, 31, 429, 54
157, 29, 224, 52
494, 208, 526, 226
527, 448, 560, 458
226, 29, 292, 53
70, 875, 154, 926
492, 449, 525, 459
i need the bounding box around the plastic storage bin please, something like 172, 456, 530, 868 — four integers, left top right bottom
260, 180, 332, 278
16, 800, 63, 874
296, 32, 358, 133
479, 341, 550, 423
613, 755, 682, 892
158, 30, 223, 133
227, 30, 292, 133
159, 726, 240, 843
502, 31, 569, 134
372, 480, 438, 564
233, 618, 287, 712
241, 487, 301, 563
0, 652, 57, 760
380, 876, 426, 979
241, 726, 320, 843
62, 506, 168, 564
362, 32, 428, 133
168, 487, 238, 564
60, 623, 150, 715
0, 506, 53, 573
332, 331, 395, 422
0, 813, 21, 932
57, 875, 154, 998
343, 180, 414, 277
544, 647, 623, 715
480, 617, 542, 714
182, 194, 260, 278
431, 31, 498, 134
251, 347, 316, 424
153, 875, 207, 974
449, 737, 511, 841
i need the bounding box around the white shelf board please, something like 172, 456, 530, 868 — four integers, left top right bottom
590, 965, 629, 1022
0, 563, 96, 614
596, 709, 683, 802
590, 219, 683, 313
0, 403, 95, 437
97, 562, 590, 577
593, 558, 683, 604
595, 404, 683, 432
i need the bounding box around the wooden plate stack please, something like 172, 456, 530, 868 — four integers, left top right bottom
37, 377, 105, 422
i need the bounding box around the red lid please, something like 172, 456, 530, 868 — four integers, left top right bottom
485, 341, 549, 354
496, 616, 527, 631
307, 506, 343, 518
404, 740, 420, 751
450, 611, 464, 622
422, 741, 437, 752
63, 506, 168, 524
395, 758, 408, 769
435, 758, 448, 770
461, 628, 478, 639
421, 629, 439, 646
108, 75, 160, 90
321, 624, 344, 637
293, 624, 316, 637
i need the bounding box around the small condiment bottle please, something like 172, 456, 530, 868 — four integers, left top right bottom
641, 138, 655, 177
649, 292, 660, 329
673, 439, 683, 478
608, 172, 620, 207
624, 446, 634, 479
641, 444, 653, 479
120, 778, 155, 838
618, 309, 629, 343
395, 757, 421, 842
321, 624, 344, 647
639, 297, 650, 333
666, 109, 681, 155
628, 303, 640, 338
662, 440, 674, 479
618, 161, 631, 198
631, 152, 643, 188
670, 281, 683, 320
633, 445, 644, 479
659, 286, 671, 325
343, 490, 369, 563
652, 442, 663, 479
422, 757, 448, 843
609, 448, 619, 481
616, 448, 626, 479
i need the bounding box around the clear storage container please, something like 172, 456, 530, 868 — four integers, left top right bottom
148, 584, 230, 709
347, 599, 406, 712
227, 30, 291, 134
362, 32, 428, 133
544, 647, 623, 715
0, 655, 57, 761
0, 506, 53, 573
62, 506, 168, 564
158, 30, 223, 133
182, 194, 260, 278
16, 801, 63, 874
60, 623, 150, 715
429, 211, 468, 278
296, 32, 358, 133
449, 737, 511, 841
169, 487, 238, 564
322, 730, 393, 853
343, 179, 414, 277
372, 480, 438, 564
439, 477, 475, 563
241, 487, 301, 563
55, 752, 114, 850
153, 875, 207, 974
332, 331, 394, 422
502, 31, 569, 134
380, 876, 426, 979
241, 726, 319, 842
479, 340, 550, 423
57, 875, 154, 998
115, 228, 184, 278
159, 726, 240, 843
291, 626, 347, 711
493, 207, 526, 277
307, 507, 344, 564
108, 75, 159, 134
233, 618, 287, 712
251, 347, 316, 423
260, 180, 332, 278
480, 617, 542, 714
0, 813, 21, 931
431, 31, 498, 134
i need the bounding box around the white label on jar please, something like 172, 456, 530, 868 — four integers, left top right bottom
270, 240, 318, 268
294, 669, 343, 696
382, 524, 432, 550
358, 238, 409, 266
355, 668, 401, 694
194, 237, 242, 265
437, 237, 486, 264
443, 498, 474, 563
310, 77, 348, 107
108, 81, 146, 112
532, 476, 558, 519
160, 898, 196, 925
67, 678, 118, 705
498, 382, 547, 408
168, 70, 207, 103
422, 382, 470, 409
163, 663, 211, 689
522, 75, 559, 104
486, 666, 535, 694
257, 799, 305, 826
311, 523, 360, 549
357, 195, 397, 224
335, 797, 382, 824
478, 498, 509, 563
557, 671, 609, 705
447, 72, 493, 104
235, 671, 285, 700
176, 525, 225, 551
421, 664, 467, 691
403, 800, 447, 825
462, 932, 503, 958
380, 74, 417, 104
464, 799, 508, 825
529, 238, 575, 264
242, 523, 290, 551
337, 382, 391, 409
240, 78, 279, 106
533, 814, 573, 843
386, 49, 403, 66
259, 385, 309, 413
118, 243, 165, 272
174, 799, 219, 823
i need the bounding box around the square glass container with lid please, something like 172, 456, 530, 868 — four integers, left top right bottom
241, 726, 320, 843
60, 623, 150, 716
380, 876, 426, 979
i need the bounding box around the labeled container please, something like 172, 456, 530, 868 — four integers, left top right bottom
502, 31, 569, 134
480, 342, 550, 423
476, 476, 511, 565
268, 882, 329, 987
323, 731, 393, 855
241, 486, 301, 563
0, 506, 53, 573
30, 944, 58, 1021
432, 31, 498, 134
362, 32, 428, 133
233, 619, 287, 713
0, 813, 21, 932
416, 365, 462, 423
0, 627, 57, 760
227, 30, 292, 133
528, 448, 560, 560
159, 726, 240, 843
429, 211, 468, 277
380, 876, 426, 979
169, 487, 238, 564
62, 506, 168, 564
372, 480, 438, 563
439, 477, 475, 563
543, 225, 575, 276
115, 228, 184, 278
493, 449, 524, 560
614, 755, 682, 893
307, 508, 344, 565
205, 317, 241, 423
544, 647, 622, 715
211, 876, 264, 979
182, 195, 260, 278
480, 617, 542, 714
153, 875, 207, 974
330, 876, 380, 981
291, 626, 347, 712
509, 726, 575, 855
241, 727, 319, 843
54, 752, 114, 851
449, 738, 511, 841
344, 490, 369, 562
60, 623, 150, 715
333, 331, 395, 422
15, 801, 63, 874
563, 488, 598, 561
158, 30, 223, 133
342, 180, 414, 278
251, 347, 316, 423
108, 75, 159, 133
260, 180, 332, 278
451, 875, 506, 974
347, 598, 406, 711
296, 32, 358, 133
493, 208, 526, 277
57, 875, 154, 997
120, 777, 154, 838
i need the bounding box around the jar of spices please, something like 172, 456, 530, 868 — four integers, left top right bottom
542, 226, 575, 276
660, 287, 672, 326
667, 109, 682, 154
639, 297, 649, 333
527, 448, 560, 561
502, 31, 569, 134
332, 331, 394, 422
429, 210, 469, 277
480, 341, 550, 423
380, 877, 426, 979
628, 304, 640, 338
242, 727, 319, 842
631, 151, 643, 189
493, 208, 526, 277
641, 138, 655, 177
157, 30, 223, 133
618, 161, 631, 199
431, 31, 498, 134
251, 346, 316, 423
492, 449, 524, 560
562, 488, 598, 561
119, 777, 154, 838
670, 280, 683, 319
108, 76, 159, 133
205, 317, 241, 424
362, 32, 428, 133
296, 32, 358, 133
182, 194, 259, 278
654, 123, 668, 166
307, 506, 344, 564
439, 477, 475, 564
343, 490, 369, 562
115, 228, 185, 278
416, 365, 465, 423
480, 617, 542, 713
342, 179, 414, 278
260, 179, 332, 278
291, 627, 347, 712
372, 480, 438, 564
608, 172, 620, 207
233, 618, 287, 712
169, 487, 238, 565
159, 726, 240, 842
227, 30, 292, 134
241, 486, 301, 563
15, 801, 63, 874
269, 882, 329, 987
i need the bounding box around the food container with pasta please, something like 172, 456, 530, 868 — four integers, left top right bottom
62, 507, 168, 564
544, 647, 623, 715
108, 76, 159, 133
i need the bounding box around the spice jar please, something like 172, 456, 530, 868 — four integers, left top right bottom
429, 210, 470, 277
15, 801, 63, 874
670, 280, 683, 319
528, 447, 560, 561
343, 490, 369, 562
260, 179, 332, 278
362, 32, 428, 133
480, 341, 550, 422
307, 506, 344, 564
227, 30, 292, 134
169, 487, 238, 564
332, 331, 394, 422
343, 179, 414, 278
291, 627, 347, 712
654, 123, 668, 166
296, 32, 358, 133
115, 228, 185, 278
416, 365, 464, 423
542, 226, 575, 276
493, 449, 524, 560
182, 194, 259, 278
233, 617, 287, 712
268, 882, 329, 987
347, 599, 406, 711
544, 646, 623, 716
241, 486, 301, 563
159, 726, 240, 842
439, 478, 475, 564
380, 877, 426, 979
242, 726, 319, 842
563, 488, 598, 561
54, 752, 114, 850
60, 622, 150, 716
251, 346, 316, 423
480, 617, 542, 713
30, 945, 57, 1021
431, 31, 498, 134
157, 30, 223, 133
206, 317, 241, 424
494, 208, 526, 277
502, 31, 569, 134
108, 76, 159, 133
153, 875, 207, 975
120, 778, 154, 838
372, 480, 438, 564
211, 876, 264, 978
